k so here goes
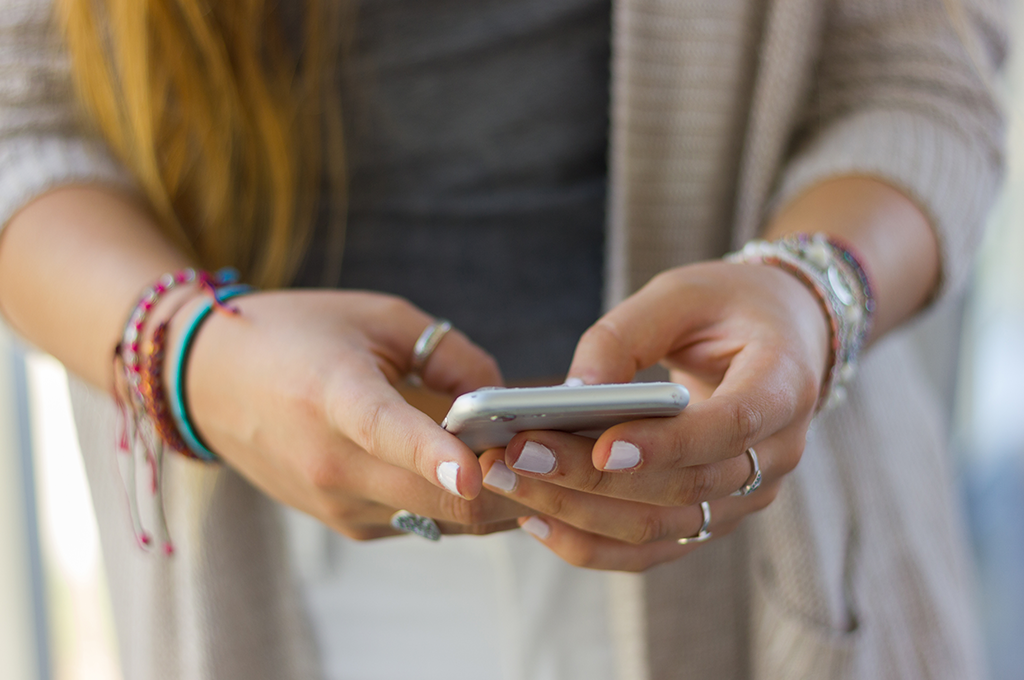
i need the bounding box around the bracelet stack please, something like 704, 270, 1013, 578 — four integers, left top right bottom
113, 267, 252, 553
726, 233, 875, 411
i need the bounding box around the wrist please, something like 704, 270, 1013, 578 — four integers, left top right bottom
117, 268, 247, 458
162, 284, 254, 461
726, 234, 875, 411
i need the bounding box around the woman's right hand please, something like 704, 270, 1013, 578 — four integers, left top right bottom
171, 289, 528, 539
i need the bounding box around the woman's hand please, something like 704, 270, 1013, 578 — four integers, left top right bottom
175, 289, 528, 539
479, 260, 831, 570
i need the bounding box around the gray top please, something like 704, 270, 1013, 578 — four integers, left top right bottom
294, 0, 611, 381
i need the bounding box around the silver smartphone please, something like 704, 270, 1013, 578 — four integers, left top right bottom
442, 382, 689, 453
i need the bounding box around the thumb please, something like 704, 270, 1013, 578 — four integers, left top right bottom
567, 271, 719, 385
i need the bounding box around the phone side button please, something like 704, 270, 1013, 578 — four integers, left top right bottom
490, 414, 516, 422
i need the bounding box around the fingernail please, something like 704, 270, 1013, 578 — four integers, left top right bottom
483, 460, 518, 493
436, 461, 461, 496
513, 441, 556, 474
563, 377, 585, 387
521, 516, 551, 540
604, 441, 642, 470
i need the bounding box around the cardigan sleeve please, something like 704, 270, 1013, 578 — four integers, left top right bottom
771, 0, 1008, 300
0, 0, 132, 233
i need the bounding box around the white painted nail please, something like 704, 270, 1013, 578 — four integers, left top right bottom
604, 441, 642, 470
563, 377, 585, 387
513, 441, 556, 474
483, 461, 518, 493
521, 516, 551, 540
436, 461, 461, 496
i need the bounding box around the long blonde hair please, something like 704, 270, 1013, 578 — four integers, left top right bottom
56, 0, 346, 288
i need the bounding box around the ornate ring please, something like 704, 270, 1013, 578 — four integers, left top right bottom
677, 502, 712, 545
410, 319, 452, 375
390, 510, 442, 541
731, 447, 762, 497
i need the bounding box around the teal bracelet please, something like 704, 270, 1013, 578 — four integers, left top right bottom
165, 284, 254, 462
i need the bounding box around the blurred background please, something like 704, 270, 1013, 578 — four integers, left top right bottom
1, 6, 1023, 680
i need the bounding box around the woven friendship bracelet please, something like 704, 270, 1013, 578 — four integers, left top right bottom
120, 268, 240, 407
165, 284, 254, 461
113, 268, 247, 553
726, 233, 875, 411
139, 321, 192, 457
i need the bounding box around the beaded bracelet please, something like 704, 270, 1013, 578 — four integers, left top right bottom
726, 233, 875, 411
113, 268, 245, 553
120, 268, 239, 407
165, 284, 254, 461
138, 321, 191, 457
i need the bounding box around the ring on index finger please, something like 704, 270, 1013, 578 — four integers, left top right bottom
731, 447, 762, 497
409, 319, 452, 382
677, 502, 712, 545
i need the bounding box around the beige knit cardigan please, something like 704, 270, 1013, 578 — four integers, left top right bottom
0, 0, 1006, 678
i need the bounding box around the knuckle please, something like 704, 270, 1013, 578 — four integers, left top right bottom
356, 398, 390, 455
303, 454, 345, 494
438, 493, 486, 526
582, 319, 626, 354
406, 436, 433, 482
357, 399, 429, 475
460, 523, 493, 536
633, 511, 668, 545
576, 469, 607, 495
542, 485, 574, 521
563, 539, 600, 570
729, 399, 763, 450
647, 269, 681, 293
381, 294, 416, 320
673, 465, 720, 506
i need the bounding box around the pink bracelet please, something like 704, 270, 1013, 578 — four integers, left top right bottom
119, 268, 238, 406
112, 267, 240, 555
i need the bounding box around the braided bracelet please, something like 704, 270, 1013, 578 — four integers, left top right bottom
726, 233, 875, 411
164, 284, 254, 461
120, 268, 239, 407
113, 268, 248, 553
138, 320, 192, 457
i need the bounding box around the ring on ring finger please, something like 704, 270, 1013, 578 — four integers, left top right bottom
677, 502, 712, 545
731, 447, 762, 497
408, 319, 452, 385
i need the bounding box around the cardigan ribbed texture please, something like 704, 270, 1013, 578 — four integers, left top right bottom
0, 0, 1006, 678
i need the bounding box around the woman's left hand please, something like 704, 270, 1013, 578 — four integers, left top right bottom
479, 259, 832, 571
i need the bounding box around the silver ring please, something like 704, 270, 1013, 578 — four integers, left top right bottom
677, 502, 712, 545
390, 510, 442, 541
410, 319, 452, 374
731, 447, 762, 497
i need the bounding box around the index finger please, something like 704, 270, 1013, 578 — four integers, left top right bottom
595, 343, 817, 469
327, 364, 485, 500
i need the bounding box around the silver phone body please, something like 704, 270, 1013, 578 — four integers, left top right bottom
442, 382, 689, 452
